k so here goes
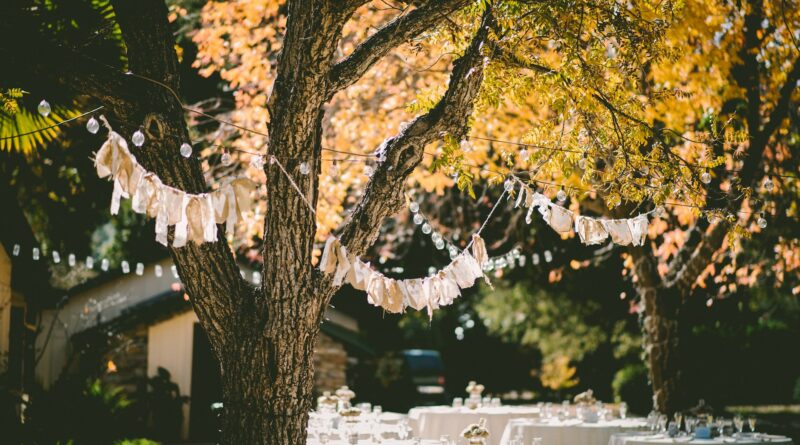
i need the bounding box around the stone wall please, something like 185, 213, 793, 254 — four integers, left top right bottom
314, 332, 348, 393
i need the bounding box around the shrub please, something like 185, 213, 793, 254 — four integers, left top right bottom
612, 364, 653, 415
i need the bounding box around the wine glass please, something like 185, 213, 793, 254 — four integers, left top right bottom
748, 416, 757, 434
733, 414, 744, 436
673, 412, 683, 432
619, 402, 628, 419
657, 414, 668, 433
453, 397, 463, 408
685, 417, 696, 434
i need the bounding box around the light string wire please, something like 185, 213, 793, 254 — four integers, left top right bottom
3, 104, 766, 217
3, 97, 797, 181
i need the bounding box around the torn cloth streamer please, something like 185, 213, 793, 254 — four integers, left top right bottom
319, 235, 490, 318
516, 182, 650, 247
92, 116, 256, 247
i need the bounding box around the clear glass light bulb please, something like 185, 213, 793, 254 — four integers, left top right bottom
413, 214, 424, 225
519, 149, 529, 160
701, 171, 712, 184
431, 232, 442, 243
101, 258, 109, 271
38, 99, 51, 117
12, 244, 20, 256
180, 143, 193, 158
155, 264, 163, 277
132, 130, 145, 147
544, 250, 553, 262
135, 262, 144, 276
449, 248, 459, 260
52, 251, 61, 264
641, 166, 649, 175
86, 256, 94, 269
32, 247, 40, 261
121, 260, 130, 274
763, 178, 774, 191
329, 162, 338, 176
556, 189, 567, 202
409, 202, 420, 213
504, 179, 514, 191
757, 216, 767, 228
421, 223, 432, 234
299, 162, 310, 175
460, 140, 473, 152
86, 117, 100, 134
221, 152, 233, 166
578, 158, 587, 170
435, 239, 445, 250
655, 206, 666, 218
68, 253, 76, 267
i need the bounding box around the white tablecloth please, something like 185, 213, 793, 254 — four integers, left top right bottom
499, 418, 647, 445
308, 440, 439, 445
409, 405, 540, 445
609, 432, 793, 445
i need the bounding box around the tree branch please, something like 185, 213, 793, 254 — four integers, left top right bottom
335, 9, 492, 262
327, 0, 470, 94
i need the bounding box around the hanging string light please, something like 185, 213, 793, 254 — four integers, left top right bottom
556, 188, 567, 202
86, 117, 100, 134
220, 151, 233, 166
37, 99, 51, 117
131, 130, 145, 147
180, 143, 193, 158
299, 162, 310, 175
701, 170, 712, 184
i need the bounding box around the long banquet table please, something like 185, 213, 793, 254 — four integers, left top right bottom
408, 405, 541, 445
499, 417, 647, 445
609, 432, 794, 445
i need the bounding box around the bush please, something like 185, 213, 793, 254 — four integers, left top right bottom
794, 376, 800, 403
612, 364, 653, 415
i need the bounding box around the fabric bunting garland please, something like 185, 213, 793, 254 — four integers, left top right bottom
93, 117, 256, 247
514, 180, 650, 247
320, 235, 490, 318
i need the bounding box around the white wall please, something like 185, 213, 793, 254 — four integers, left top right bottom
147, 310, 198, 439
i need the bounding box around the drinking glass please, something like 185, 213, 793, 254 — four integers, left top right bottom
657, 414, 668, 432
685, 417, 696, 434
733, 415, 744, 436
440, 434, 450, 445
673, 412, 683, 432
619, 402, 628, 419
397, 419, 410, 440
373, 405, 383, 416
453, 397, 464, 408
748, 416, 757, 433
491, 397, 501, 407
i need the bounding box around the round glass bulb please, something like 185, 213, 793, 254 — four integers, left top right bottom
409, 202, 420, 213
250, 155, 264, 169
503, 179, 514, 192
37, 99, 51, 117
180, 143, 193, 158
221, 152, 233, 166
701, 171, 712, 184
434, 239, 445, 250
413, 214, 424, 225
763, 178, 774, 191
421, 223, 432, 234
577, 158, 587, 170
132, 130, 145, 147
86, 117, 100, 134
299, 162, 310, 175
556, 189, 567, 202
757, 216, 767, 228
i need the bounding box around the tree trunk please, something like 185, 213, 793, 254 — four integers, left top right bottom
640, 285, 683, 414
218, 296, 322, 445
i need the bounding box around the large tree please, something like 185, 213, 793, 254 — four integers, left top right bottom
7, 0, 795, 442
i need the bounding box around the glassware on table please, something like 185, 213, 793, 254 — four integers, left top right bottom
373, 405, 383, 416
685, 416, 697, 434
439, 434, 450, 444
397, 419, 410, 440
491, 397, 501, 407
673, 412, 683, 432
733, 414, 744, 436
657, 414, 668, 432
453, 397, 464, 408
357, 402, 372, 412
748, 416, 757, 433
482, 396, 491, 407
619, 402, 628, 419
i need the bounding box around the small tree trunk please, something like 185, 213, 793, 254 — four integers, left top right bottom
640, 284, 683, 414
218, 298, 321, 445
